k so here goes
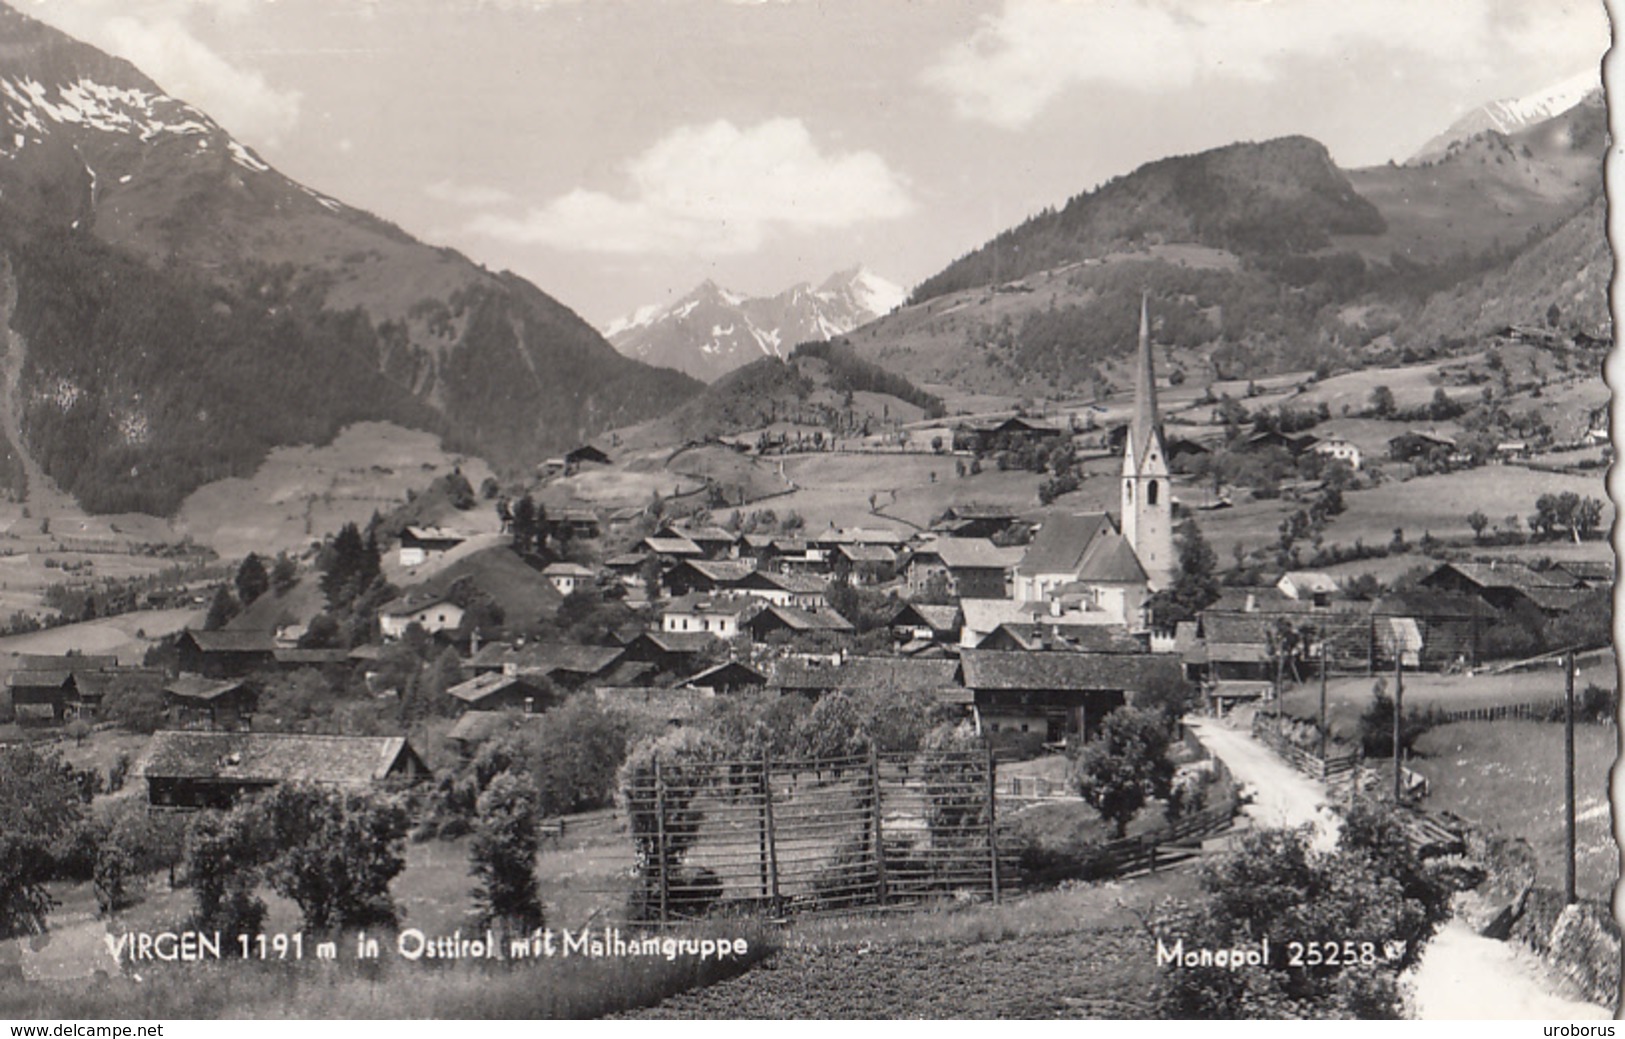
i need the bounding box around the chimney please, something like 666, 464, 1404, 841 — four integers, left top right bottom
1245, 593, 1257, 612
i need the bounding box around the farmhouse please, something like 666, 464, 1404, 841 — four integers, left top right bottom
1387, 430, 1456, 463
952, 415, 1065, 453
444, 672, 553, 713
663, 559, 758, 597
175, 630, 277, 678
398, 526, 466, 567
618, 630, 717, 677
957, 649, 1183, 745
885, 601, 962, 644
678, 660, 768, 694
500, 642, 627, 688
3, 653, 122, 722
554, 507, 603, 540
1311, 437, 1362, 470
640, 535, 706, 564
904, 537, 1021, 600
141, 731, 430, 810
657, 523, 738, 560
931, 503, 1027, 540
164, 675, 258, 731
378, 595, 466, 639
1370, 590, 1497, 671
742, 603, 855, 641
730, 570, 828, 612
1419, 561, 1588, 616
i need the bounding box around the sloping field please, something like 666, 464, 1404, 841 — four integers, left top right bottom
174, 422, 497, 560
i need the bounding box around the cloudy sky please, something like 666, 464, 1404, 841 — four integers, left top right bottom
22, 0, 1613, 329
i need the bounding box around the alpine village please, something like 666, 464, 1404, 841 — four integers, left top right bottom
0, 2, 1614, 1021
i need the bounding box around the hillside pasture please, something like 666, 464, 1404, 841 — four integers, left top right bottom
769, 453, 1042, 530
1410, 721, 1617, 900
1326, 465, 1610, 547
1278, 648, 1617, 740
175, 422, 497, 560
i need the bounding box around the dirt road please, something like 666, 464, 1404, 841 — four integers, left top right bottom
1183, 716, 1610, 1020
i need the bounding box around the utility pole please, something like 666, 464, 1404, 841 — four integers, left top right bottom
1392, 652, 1404, 803
1565, 650, 1577, 905
1319, 636, 1329, 763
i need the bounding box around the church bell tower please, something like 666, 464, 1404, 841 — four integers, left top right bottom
1121, 294, 1176, 590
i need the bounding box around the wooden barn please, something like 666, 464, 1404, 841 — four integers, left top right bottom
175, 630, 278, 679
140, 731, 431, 810
165, 675, 258, 731
957, 649, 1183, 745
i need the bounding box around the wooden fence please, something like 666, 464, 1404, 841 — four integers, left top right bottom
617, 746, 1011, 924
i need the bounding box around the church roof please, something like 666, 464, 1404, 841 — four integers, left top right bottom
1076, 531, 1148, 584
1016, 512, 1112, 576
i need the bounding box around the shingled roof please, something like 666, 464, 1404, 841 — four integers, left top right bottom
958, 649, 1182, 692
1074, 531, 1147, 584
139, 731, 427, 786
772, 656, 959, 694
164, 675, 249, 702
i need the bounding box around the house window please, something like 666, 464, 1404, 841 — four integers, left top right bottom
1147, 480, 1158, 505
1126, 482, 1133, 503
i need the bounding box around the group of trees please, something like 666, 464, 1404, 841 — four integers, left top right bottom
1527, 492, 1606, 543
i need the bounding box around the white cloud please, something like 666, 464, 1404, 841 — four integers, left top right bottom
25, 1, 302, 146
424, 180, 514, 207
924, 0, 1608, 129
468, 117, 914, 255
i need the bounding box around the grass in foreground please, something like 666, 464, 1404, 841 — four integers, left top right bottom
0, 923, 775, 1019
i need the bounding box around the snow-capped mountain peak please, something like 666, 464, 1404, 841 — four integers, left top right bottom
1411, 68, 1602, 162
606, 267, 903, 381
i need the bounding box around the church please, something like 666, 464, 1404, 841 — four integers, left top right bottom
1013, 296, 1175, 628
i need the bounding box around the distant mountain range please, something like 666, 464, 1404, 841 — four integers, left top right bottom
0, 2, 699, 514
1411, 69, 1602, 163
607, 267, 905, 381
844, 79, 1606, 396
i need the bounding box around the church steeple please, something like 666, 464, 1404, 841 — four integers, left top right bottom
1122, 294, 1175, 591
1129, 291, 1161, 468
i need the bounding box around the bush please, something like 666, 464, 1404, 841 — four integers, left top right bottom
469, 770, 545, 935
1356, 686, 1434, 759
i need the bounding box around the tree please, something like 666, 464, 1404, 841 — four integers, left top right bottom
529, 696, 632, 815
203, 585, 239, 631
469, 771, 545, 935
319, 522, 381, 609
1149, 822, 1446, 1018
103, 673, 168, 733
1071, 707, 1174, 837
235, 553, 270, 607
1466, 510, 1489, 542
248, 784, 410, 932
1368, 385, 1395, 418
1145, 518, 1221, 627
270, 551, 299, 595
0, 747, 84, 937
184, 808, 271, 936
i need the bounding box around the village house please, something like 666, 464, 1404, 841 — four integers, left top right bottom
164, 675, 258, 731
905, 537, 1021, 600
1370, 589, 1498, 672
661, 592, 759, 639
543, 561, 595, 596
490, 642, 629, 689
397, 526, 467, 567
618, 630, 717, 678
657, 523, 738, 560
952, 415, 1065, 454
378, 595, 466, 640
729, 570, 828, 612
554, 507, 603, 540
140, 731, 430, 810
